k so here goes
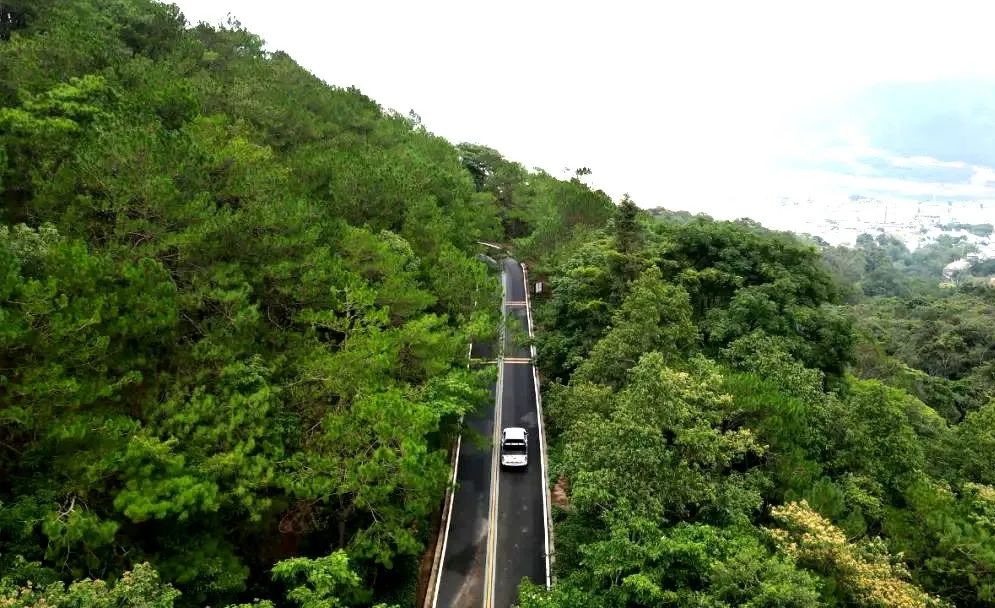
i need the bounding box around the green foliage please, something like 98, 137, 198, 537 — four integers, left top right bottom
970, 257, 995, 277
573, 268, 698, 387
534, 238, 622, 380
536, 213, 853, 381
561, 354, 765, 527
522, 521, 823, 608
270, 552, 398, 608
0, 562, 181, 608
940, 222, 994, 237
884, 480, 995, 606
821, 232, 980, 299
612, 195, 642, 255
823, 379, 943, 499
533, 207, 991, 606
949, 402, 995, 486
849, 292, 995, 421
457, 143, 531, 238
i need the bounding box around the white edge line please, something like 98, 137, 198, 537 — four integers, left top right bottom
429, 339, 474, 608
521, 262, 553, 589
430, 432, 462, 608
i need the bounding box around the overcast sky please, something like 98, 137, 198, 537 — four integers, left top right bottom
173, 0, 995, 216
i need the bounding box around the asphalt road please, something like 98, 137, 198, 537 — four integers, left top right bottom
433, 257, 548, 608
433, 377, 493, 608
492, 259, 546, 608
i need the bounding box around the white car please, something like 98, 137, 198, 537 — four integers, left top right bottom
500, 427, 528, 469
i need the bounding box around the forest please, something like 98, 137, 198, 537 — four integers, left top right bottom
1, 1, 994, 607
520, 206, 995, 607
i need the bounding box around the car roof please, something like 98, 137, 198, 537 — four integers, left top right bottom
502, 427, 527, 440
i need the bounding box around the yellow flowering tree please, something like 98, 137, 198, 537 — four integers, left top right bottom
770, 500, 948, 608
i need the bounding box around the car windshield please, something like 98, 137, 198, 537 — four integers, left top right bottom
502, 441, 526, 454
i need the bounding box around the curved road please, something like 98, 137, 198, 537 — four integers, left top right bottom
431, 256, 549, 608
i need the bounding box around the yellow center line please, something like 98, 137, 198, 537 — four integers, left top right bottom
483, 270, 510, 608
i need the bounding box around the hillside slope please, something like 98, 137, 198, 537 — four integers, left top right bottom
0, 2, 611, 607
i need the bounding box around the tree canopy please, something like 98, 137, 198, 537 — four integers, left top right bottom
529, 206, 994, 608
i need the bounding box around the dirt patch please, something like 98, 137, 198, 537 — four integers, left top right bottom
551, 475, 570, 511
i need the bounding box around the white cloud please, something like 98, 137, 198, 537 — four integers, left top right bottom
889, 156, 968, 170
780, 168, 995, 200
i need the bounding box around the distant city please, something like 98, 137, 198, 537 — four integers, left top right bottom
749, 197, 994, 258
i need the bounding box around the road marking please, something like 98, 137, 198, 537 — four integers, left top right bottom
503, 357, 532, 364
505, 300, 527, 306
483, 359, 502, 608
482, 270, 508, 608
428, 337, 491, 608
521, 262, 553, 590
429, 432, 462, 608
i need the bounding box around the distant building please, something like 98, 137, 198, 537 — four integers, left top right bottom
941, 258, 973, 287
